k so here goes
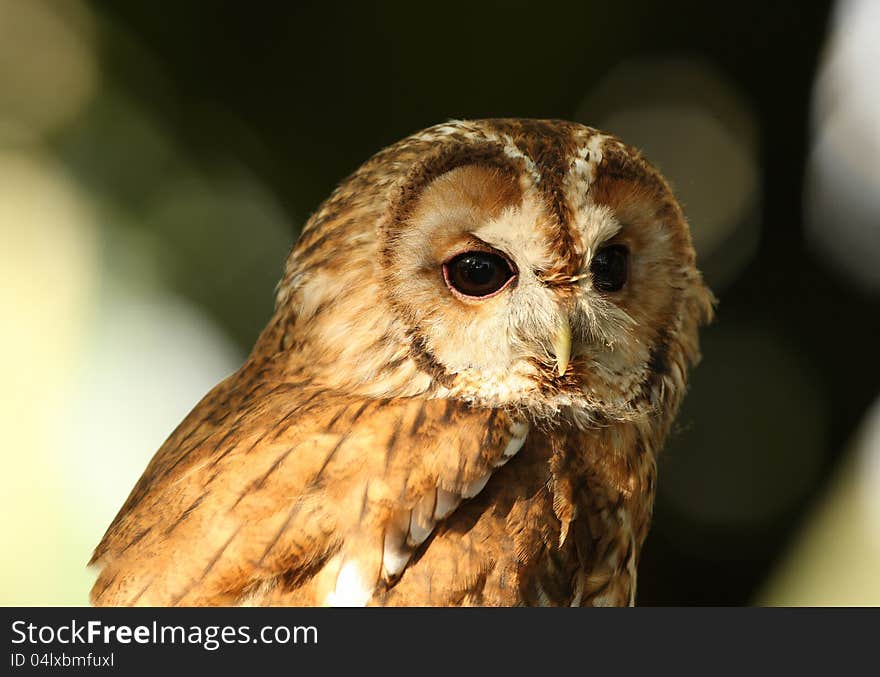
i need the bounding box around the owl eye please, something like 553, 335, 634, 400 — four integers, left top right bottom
591, 244, 629, 292
443, 251, 516, 298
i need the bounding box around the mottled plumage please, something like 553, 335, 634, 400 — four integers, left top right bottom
90, 118, 713, 606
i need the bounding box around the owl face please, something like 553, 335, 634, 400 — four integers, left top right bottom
279, 119, 712, 426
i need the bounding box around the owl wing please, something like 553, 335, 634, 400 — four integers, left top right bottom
89, 363, 527, 606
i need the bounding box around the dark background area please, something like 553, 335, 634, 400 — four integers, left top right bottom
55, 0, 877, 604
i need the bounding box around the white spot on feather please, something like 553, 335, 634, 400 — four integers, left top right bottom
434, 488, 460, 520
407, 512, 433, 546
381, 530, 410, 579
461, 473, 490, 499
504, 421, 529, 457
326, 560, 373, 607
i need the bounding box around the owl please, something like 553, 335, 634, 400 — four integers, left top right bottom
90, 118, 713, 607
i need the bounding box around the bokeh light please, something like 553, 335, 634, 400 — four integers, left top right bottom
660, 326, 826, 532
805, 0, 880, 293
759, 398, 880, 605
757, 0, 880, 605
0, 0, 96, 141
0, 0, 292, 604
576, 57, 761, 292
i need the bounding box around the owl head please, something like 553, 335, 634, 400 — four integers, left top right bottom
267, 118, 713, 428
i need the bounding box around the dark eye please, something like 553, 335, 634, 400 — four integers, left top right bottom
591, 244, 629, 292
443, 251, 516, 298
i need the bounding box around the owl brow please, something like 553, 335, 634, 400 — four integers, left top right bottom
383, 143, 523, 238
534, 269, 591, 287
505, 124, 584, 275
444, 234, 513, 260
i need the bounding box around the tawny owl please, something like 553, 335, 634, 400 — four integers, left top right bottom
90, 118, 713, 607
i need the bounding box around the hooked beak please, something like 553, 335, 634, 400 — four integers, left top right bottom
552, 315, 571, 377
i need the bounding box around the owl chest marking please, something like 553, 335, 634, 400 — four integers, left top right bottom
323, 417, 530, 606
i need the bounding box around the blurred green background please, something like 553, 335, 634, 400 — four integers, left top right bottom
1, 0, 879, 605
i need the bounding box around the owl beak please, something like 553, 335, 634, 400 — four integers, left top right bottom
552, 317, 571, 377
